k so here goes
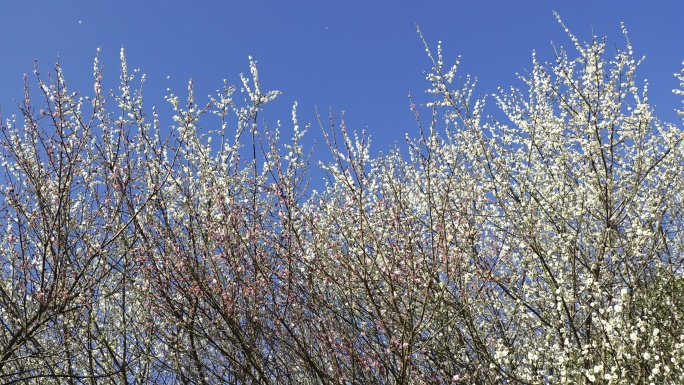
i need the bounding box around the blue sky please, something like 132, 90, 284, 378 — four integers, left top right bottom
2, 1, 683, 172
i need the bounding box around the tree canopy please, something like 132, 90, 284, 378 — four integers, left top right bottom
1, 16, 683, 384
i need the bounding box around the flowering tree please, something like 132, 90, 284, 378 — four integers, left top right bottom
414, 16, 684, 383
2, 15, 684, 384
0, 51, 163, 383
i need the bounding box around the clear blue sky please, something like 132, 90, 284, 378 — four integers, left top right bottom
2, 1, 683, 168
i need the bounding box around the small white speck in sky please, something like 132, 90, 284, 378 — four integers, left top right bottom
78, 20, 82, 25
167, 76, 170, 79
